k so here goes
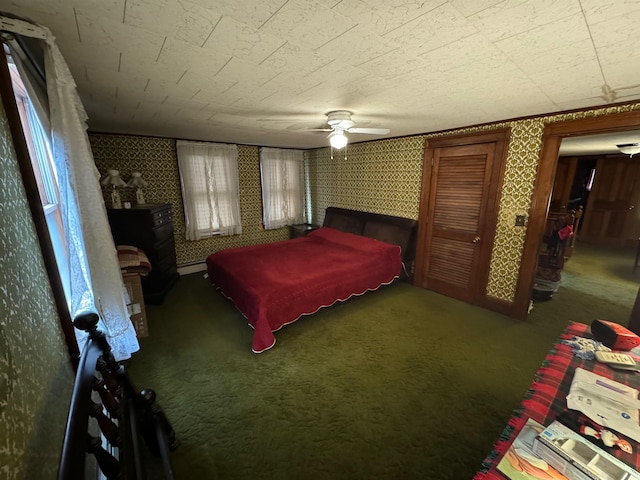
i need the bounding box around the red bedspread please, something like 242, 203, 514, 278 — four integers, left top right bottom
205, 227, 403, 353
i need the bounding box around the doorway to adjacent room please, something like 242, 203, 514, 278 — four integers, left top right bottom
515, 110, 640, 321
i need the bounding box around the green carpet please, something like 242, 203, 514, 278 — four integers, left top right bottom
127, 243, 639, 479
539, 242, 639, 325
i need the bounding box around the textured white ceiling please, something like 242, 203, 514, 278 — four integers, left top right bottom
1, 0, 640, 150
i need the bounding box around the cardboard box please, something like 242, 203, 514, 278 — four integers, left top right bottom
532, 420, 640, 480
122, 272, 148, 337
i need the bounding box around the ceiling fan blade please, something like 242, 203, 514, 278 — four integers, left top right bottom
306, 128, 333, 132
347, 127, 390, 134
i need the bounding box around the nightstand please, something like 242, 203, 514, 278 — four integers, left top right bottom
288, 223, 320, 239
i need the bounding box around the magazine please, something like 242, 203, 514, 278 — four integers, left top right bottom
497, 418, 568, 480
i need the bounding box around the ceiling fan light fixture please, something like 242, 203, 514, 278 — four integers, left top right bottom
329, 129, 348, 150
616, 143, 640, 157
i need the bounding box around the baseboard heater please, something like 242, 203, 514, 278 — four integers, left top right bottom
177, 262, 207, 276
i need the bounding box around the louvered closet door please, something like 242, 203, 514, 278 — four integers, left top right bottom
416, 142, 497, 303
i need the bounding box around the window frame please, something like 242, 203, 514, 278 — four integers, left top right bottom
176, 140, 242, 240
9, 59, 70, 300
259, 147, 305, 230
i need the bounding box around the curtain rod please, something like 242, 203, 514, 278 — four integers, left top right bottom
0, 15, 47, 40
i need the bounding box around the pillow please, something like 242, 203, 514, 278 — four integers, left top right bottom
308, 227, 400, 256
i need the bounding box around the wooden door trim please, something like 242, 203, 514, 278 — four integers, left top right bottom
425, 129, 511, 148
513, 110, 640, 319
415, 128, 510, 305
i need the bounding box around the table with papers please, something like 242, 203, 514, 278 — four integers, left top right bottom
473, 321, 640, 479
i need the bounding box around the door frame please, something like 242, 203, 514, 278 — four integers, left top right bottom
415, 128, 510, 307
513, 110, 640, 320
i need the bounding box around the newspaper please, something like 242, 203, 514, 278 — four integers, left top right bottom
566, 367, 640, 442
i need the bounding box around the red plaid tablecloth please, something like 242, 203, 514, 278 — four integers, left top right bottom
473, 321, 640, 479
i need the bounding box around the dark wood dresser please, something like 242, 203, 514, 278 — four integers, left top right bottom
107, 204, 179, 304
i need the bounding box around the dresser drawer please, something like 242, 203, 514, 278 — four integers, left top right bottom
152, 222, 174, 243
108, 205, 173, 235
151, 207, 172, 227
154, 237, 176, 260
150, 251, 177, 275
144, 237, 176, 267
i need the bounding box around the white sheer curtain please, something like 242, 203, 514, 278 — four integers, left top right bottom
8, 23, 139, 360
260, 147, 305, 229
176, 140, 242, 240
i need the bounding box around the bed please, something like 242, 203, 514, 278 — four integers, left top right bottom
206, 207, 417, 353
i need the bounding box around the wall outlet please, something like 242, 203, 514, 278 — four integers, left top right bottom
515, 215, 526, 226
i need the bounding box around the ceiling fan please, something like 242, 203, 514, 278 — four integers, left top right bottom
309, 110, 391, 149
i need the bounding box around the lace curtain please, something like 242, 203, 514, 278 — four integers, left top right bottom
260, 147, 305, 229
8, 24, 139, 360
176, 140, 242, 239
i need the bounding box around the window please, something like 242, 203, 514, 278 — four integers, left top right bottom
176, 140, 242, 240
6, 35, 139, 361
260, 147, 305, 229
8, 57, 71, 301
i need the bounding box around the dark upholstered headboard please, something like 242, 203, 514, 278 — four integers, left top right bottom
322, 207, 417, 278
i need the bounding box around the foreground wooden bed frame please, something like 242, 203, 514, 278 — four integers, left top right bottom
322, 207, 418, 279
59, 312, 178, 479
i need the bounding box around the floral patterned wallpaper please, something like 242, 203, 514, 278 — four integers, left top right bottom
90, 135, 289, 267
0, 98, 74, 479
90, 102, 640, 304
304, 103, 640, 303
